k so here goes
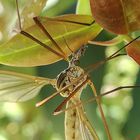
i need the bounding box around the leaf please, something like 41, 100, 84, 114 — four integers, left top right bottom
88, 35, 123, 46
0, 70, 55, 102
76, 0, 92, 15
123, 0, 140, 33
18, 0, 47, 29
0, 1, 16, 42
126, 40, 140, 65
90, 0, 140, 34
42, 0, 76, 17
0, 14, 102, 67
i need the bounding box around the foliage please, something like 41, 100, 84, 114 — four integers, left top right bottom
0, 0, 140, 140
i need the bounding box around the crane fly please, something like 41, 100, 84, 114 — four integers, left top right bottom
12, 2, 111, 138
0, 0, 140, 140
0, 37, 139, 140
0, 1, 105, 139
0, 48, 103, 140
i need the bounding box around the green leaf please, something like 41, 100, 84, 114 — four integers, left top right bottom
0, 0, 47, 43
19, 0, 47, 29
42, 0, 76, 17
76, 0, 92, 15
0, 14, 102, 67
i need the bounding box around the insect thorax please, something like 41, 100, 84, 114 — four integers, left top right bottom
56, 66, 88, 97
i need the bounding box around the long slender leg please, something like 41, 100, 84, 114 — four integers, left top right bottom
15, 0, 66, 59
36, 51, 126, 108
88, 80, 112, 140
36, 72, 87, 107
62, 85, 140, 113
33, 17, 67, 58
86, 53, 126, 74
32, 16, 96, 60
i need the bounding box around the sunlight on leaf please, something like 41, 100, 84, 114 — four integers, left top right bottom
19, 0, 47, 29
76, 0, 92, 15
43, 0, 76, 16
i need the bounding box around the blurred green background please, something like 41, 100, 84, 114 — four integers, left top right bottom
0, 0, 140, 140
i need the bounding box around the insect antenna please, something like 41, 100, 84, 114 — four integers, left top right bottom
62, 36, 74, 54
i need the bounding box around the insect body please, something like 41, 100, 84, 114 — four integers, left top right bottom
0, 39, 139, 139
56, 66, 87, 97
56, 61, 99, 140
0, 48, 107, 140
1, 1, 140, 139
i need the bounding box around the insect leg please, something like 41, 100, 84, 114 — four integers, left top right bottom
64, 85, 140, 113
53, 78, 88, 115
33, 16, 68, 60
88, 80, 112, 140
15, 0, 65, 59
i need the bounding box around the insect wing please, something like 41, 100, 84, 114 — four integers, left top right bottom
65, 100, 82, 140
78, 114, 95, 140
77, 106, 98, 140
0, 70, 54, 102
65, 100, 98, 140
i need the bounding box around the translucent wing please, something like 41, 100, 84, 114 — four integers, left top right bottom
0, 70, 55, 102
77, 107, 96, 140
65, 99, 99, 140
